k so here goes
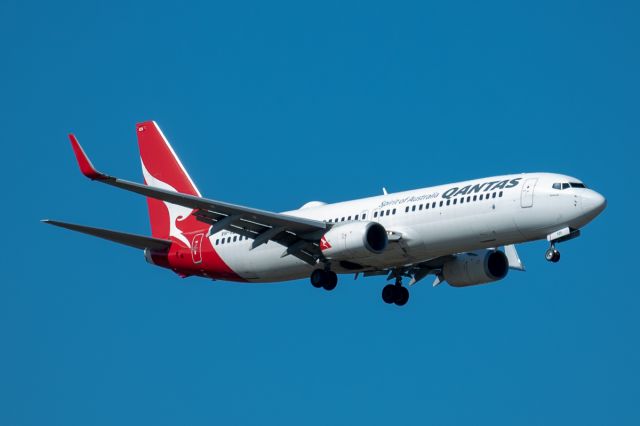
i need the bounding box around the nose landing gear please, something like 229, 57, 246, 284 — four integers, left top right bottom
382, 277, 410, 306
545, 227, 581, 263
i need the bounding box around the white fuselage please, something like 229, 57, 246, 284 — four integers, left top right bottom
209, 173, 606, 282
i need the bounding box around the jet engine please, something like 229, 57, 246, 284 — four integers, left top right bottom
321, 221, 388, 260
443, 249, 509, 287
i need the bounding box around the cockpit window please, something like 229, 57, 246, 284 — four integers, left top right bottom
553, 182, 586, 190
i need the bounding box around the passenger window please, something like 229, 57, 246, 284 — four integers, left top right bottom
412, 205, 416, 212
453, 199, 457, 205
374, 211, 378, 218
386, 209, 390, 216
552, 183, 561, 190
473, 195, 477, 201
432, 202, 436, 208
362, 214, 366, 220
439, 201, 443, 207
233, 236, 237, 242
419, 204, 423, 210
426, 203, 429, 209
355, 215, 359, 220
227, 237, 231, 243
215, 239, 219, 245
405, 206, 409, 213
479, 194, 483, 200
492, 192, 496, 199
348, 216, 351, 220
467, 196, 471, 202
392, 208, 396, 215
341, 217, 345, 221
499, 191, 503, 197
460, 198, 464, 204
446, 200, 451, 206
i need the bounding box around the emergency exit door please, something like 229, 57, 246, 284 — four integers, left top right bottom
520, 178, 538, 208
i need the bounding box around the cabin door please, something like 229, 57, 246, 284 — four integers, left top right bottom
520, 178, 538, 208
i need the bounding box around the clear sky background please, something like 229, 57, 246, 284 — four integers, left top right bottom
1, 1, 638, 425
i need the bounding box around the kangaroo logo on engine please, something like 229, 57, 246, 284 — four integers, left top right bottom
320, 236, 332, 251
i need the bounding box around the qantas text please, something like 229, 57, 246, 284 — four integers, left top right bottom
441, 178, 522, 199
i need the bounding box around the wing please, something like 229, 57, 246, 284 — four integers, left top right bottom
361, 254, 455, 286
69, 134, 329, 264
363, 244, 525, 286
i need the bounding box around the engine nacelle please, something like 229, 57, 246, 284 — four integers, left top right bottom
443, 250, 509, 287
321, 221, 388, 260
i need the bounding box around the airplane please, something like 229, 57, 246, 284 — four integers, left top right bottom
43, 121, 607, 306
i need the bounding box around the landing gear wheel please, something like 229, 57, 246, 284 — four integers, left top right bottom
322, 271, 338, 291
544, 248, 554, 262
395, 286, 410, 306
382, 284, 396, 304
310, 270, 338, 290
545, 248, 561, 263
381, 284, 410, 306
310, 269, 324, 288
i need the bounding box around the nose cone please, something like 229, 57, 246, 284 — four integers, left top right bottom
582, 190, 607, 217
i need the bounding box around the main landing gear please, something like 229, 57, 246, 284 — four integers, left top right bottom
545, 245, 561, 263
382, 277, 410, 306
310, 269, 338, 291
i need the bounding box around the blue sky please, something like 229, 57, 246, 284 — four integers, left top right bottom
1, 1, 638, 425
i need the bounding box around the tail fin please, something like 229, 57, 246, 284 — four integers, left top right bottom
136, 121, 201, 240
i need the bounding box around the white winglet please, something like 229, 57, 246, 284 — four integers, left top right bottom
504, 244, 526, 271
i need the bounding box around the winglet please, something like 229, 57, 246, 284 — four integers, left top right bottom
69, 134, 107, 180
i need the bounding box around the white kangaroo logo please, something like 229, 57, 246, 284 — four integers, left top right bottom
141, 160, 193, 249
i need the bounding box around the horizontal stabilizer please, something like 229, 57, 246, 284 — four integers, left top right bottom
42, 220, 172, 251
